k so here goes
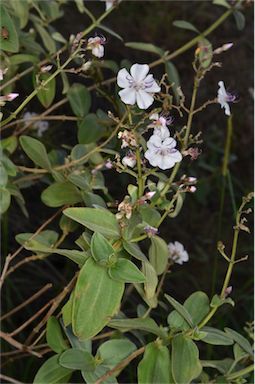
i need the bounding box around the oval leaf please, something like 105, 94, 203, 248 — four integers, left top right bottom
20, 135, 51, 170
91, 232, 114, 264
64, 207, 120, 239
149, 236, 168, 275
172, 335, 202, 384
72, 258, 124, 340
201, 327, 234, 346
33, 354, 72, 384
67, 83, 91, 117
173, 20, 199, 33
109, 258, 146, 283
0, 5, 19, 52
59, 348, 95, 371
41, 182, 82, 207
138, 342, 171, 383
46, 317, 68, 353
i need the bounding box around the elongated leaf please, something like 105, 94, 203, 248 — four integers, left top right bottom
213, 0, 231, 8
59, 348, 95, 371
143, 262, 158, 304
46, 317, 69, 353
233, 10, 245, 31
167, 291, 210, 330
125, 42, 164, 57
108, 317, 166, 338
35, 72, 56, 108
91, 232, 114, 264
99, 24, 123, 41
224, 328, 253, 356
64, 207, 120, 239
0, 187, 11, 214
33, 354, 72, 384
165, 61, 180, 103
173, 20, 199, 33
34, 23, 56, 53
0, 5, 19, 52
41, 182, 82, 207
165, 294, 194, 328
72, 258, 124, 339
201, 327, 234, 346
201, 359, 234, 374
123, 241, 148, 262
138, 342, 171, 383
78, 114, 104, 144
149, 236, 168, 275
20, 135, 51, 170
67, 84, 91, 117
172, 335, 202, 384
109, 258, 146, 283
10, 54, 39, 65
10, 0, 29, 28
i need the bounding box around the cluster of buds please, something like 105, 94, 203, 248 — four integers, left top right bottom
118, 130, 138, 149
0, 93, 19, 107
116, 197, 132, 220
183, 147, 201, 161
179, 175, 197, 193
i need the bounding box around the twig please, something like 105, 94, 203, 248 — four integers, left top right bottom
0, 331, 42, 358
0, 374, 25, 384
26, 275, 77, 346
0, 283, 52, 321
9, 298, 54, 337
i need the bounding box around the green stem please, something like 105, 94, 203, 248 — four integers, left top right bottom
226, 364, 254, 381
136, 148, 143, 197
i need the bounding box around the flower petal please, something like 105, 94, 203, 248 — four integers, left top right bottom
136, 89, 154, 109
157, 155, 175, 170
118, 88, 136, 105
130, 64, 149, 82
117, 68, 132, 88
144, 150, 159, 167
163, 137, 177, 149
144, 75, 161, 93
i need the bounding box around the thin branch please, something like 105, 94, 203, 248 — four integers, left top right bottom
0, 374, 25, 384
0, 283, 52, 321
0, 331, 42, 358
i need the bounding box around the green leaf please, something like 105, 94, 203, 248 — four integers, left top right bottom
34, 23, 56, 53
109, 258, 146, 283
67, 83, 91, 117
35, 72, 56, 108
41, 182, 82, 207
20, 135, 52, 170
168, 193, 184, 218
82, 365, 117, 384
213, 0, 231, 8
91, 232, 114, 265
149, 236, 168, 275
138, 342, 171, 383
78, 114, 104, 144
0, 163, 8, 187
0, 187, 11, 215
9, 54, 39, 65
46, 317, 69, 353
123, 241, 148, 262
165, 294, 194, 328
23, 240, 87, 266
10, 0, 29, 28
172, 335, 202, 384
165, 61, 180, 103
143, 262, 158, 303
167, 291, 210, 330
201, 327, 234, 346
0, 5, 19, 52
173, 20, 199, 33
125, 42, 164, 56
99, 24, 123, 41
33, 354, 72, 384
16, 230, 58, 247
72, 258, 124, 340
139, 205, 161, 227
59, 348, 95, 371
97, 339, 137, 368
0, 136, 18, 154
198, 38, 213, 69
201, 359, 234, 374
109, 317, 166, 338
233, 10, 245, 31
224, 328, 253, 356
64, 207, 120, 239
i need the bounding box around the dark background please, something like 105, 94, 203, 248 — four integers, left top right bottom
2, 1, 253, 382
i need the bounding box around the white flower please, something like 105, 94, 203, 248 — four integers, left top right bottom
122, 153, 136, 168
103, 0, 115, 10
217, 81, 236, 116
117, 64, 161, 109
168, 241, 189, 265
0, 68, 8, 81
41, 65, 53, 73
148, 112, 174, 140
87, 36, 105, 58
144, 135, 182, 170
23, 112, 49, 136
0, 93, 19, 105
